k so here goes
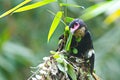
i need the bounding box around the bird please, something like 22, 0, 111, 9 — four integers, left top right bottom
57, 18, 95, 74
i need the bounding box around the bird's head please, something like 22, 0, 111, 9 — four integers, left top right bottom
69, 19, 87, 37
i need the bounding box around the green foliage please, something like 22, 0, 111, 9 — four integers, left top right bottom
65, 32, 73, 52
0, 0, 120, 80
47, 11, 63, 42
0, 41, 36, 80
67, 63, 77, 80
14, 0, 56, 13
0, 0, 31, 18
0, 0, 56, 18
53, 52, 77, 80
60, 3, 84, 8
65, 17, 74, 23
80, 0, 120, 24
80, 1, 112, 21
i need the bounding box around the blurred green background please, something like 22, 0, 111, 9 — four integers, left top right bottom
0, 0, 120, 80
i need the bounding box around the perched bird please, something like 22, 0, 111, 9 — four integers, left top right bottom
57, 19, 95, 74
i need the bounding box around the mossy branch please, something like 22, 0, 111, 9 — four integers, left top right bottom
28, 50, 100, 80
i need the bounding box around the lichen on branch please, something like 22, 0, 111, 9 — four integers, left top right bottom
28, 50, 99, 80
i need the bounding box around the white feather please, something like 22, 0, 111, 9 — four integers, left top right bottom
88, 49, 95, 58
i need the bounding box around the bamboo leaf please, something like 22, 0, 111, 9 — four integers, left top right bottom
80, 1, 115, 21
57, 63, 66, 73
47, 11, 63, 42
0, 0, 31, 18
65, 32, 73, 51
65, 17, 74, 23
67, 64, 77, 80
47, 10, 67, 26
104, 9, 120, 24
60, 3, 84, 8
14, 0, 56, 13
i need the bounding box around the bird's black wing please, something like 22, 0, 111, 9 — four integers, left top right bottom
71, 31, 95, 73
82, 31, 95, 74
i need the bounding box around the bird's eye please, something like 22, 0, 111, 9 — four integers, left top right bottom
72, 22, 79, 28
74, 22, 79, 26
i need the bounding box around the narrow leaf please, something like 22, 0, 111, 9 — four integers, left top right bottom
0, 0, 31, 18
65, 32, 73, 51
14, 0, 56, 13
47, 10, 67, 26
65, 17, 74, 23
47, 11, 63, 42
60, 3, 84, 8
104, 9, 120, 24
80, 1, 115, 21
67, 64, 77, 80
57, 63, 66, 73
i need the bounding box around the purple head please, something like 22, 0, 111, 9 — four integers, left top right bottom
69, 19, 86, 34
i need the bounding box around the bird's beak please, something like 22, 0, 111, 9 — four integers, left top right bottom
70, 24, 80, 34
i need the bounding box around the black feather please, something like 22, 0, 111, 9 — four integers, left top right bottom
57, 19, 95, 74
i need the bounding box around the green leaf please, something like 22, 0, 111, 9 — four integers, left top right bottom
53, 52, 60, 59
67, 64, 77, 80
50, 50, 56, 54
80, 1, 115, 21
47, 9, 67, 26
3, 41, 35, 65
65, 17, 74, 23
0, 56, 15, 73
65, 32, 73, 51
72, 48, 78, 54
60, 3, 84, 8
56, 58, 64, 63
56, 54, 64, 63
65, 26, 69, 32
57, 58, 68, 73
57, 63, 66, 73
64, 60, 68, 71
0, 0, 31, 18
64, 26, 69, 37
56, 54, 77, 80
47, 11, 63, 42
14, 0, 56, 13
